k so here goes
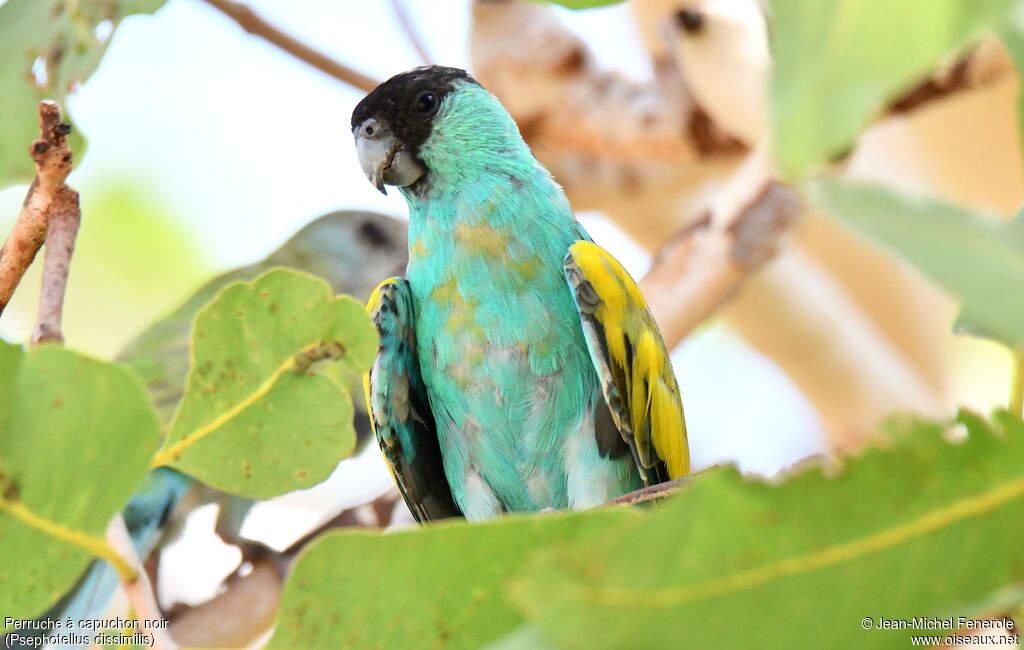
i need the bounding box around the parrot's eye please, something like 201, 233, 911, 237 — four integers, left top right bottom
414, 91, 438, 115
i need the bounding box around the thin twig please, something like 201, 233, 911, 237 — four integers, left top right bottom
202, 0, 379, 92
163, 490, 400, 645
107, 516, 178, 650
0, 101, 76, 318
31, 186, 80, 345
390, 0, 433, 65
607, 477, 689, 506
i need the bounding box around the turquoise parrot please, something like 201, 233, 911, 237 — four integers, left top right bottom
8, 211, 407, 649
355, 67, 689, 521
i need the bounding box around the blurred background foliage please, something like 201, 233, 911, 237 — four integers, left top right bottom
1, 0, 1024, 647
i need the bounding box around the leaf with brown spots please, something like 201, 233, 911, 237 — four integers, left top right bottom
152, 269, 377, 499
0, 340, 160, 622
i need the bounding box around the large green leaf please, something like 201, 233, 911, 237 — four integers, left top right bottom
509, 411, 1024, 649
268, 510, 639, 650
768, 0, 1014, 179
814, 179, 1024, 347
0, 0, 166, 187
152, 269, 377, 499
270, 411, 1024, 649
0, 341, 161, 622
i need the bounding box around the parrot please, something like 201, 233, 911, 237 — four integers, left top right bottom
355, 66, 689, 522
6, 211, 408, 649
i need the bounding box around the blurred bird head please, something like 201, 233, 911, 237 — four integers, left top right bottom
351, 65, 529, 196
261, 210, 408, 302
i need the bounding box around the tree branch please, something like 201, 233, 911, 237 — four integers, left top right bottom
163, 490, 401, 646
31, 183, 80, 345
639, 146, 802, 347
0, 101, 78, 324
390, 0, 433, 65
201, 0, 380, 92
607, 477, 689, 506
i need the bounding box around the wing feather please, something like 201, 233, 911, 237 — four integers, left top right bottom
365, 278, 461, 523
563, 241, 689, 483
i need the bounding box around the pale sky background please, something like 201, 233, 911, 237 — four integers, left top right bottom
0, 0, 827, 605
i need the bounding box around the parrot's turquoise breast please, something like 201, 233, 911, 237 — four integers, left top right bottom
400, 87, 642, 517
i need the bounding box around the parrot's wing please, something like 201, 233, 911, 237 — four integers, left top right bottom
563, 241, 690, 485
365, 277, 462, 523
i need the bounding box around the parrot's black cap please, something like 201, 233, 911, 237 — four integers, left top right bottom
351, 66, 480, 158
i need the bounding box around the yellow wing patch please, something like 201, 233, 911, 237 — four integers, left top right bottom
565, 241, 689, 480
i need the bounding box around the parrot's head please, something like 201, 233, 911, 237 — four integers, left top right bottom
351, 65, 528, 196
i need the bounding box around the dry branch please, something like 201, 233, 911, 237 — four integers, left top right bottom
164, 490, 401, 645
0, 102, 78, 323
639, 146, 801, 347
31, 186, 80, 345
607, 476, 689, 506
202, 0, 379, 92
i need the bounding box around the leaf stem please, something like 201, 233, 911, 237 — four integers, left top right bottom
0, 495, 136, 582
150, 353, 298, 468
152, 335, 346, 468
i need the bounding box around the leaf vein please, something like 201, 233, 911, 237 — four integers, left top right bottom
569, 475, 1024, 608
0, 495, 135, 581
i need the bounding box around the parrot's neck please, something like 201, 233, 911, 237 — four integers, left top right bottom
401, 159, 577, 268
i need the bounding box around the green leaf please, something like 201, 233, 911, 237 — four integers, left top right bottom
813, 179, 1024, 346
0, 0, 166, 187
268, 510, 638, 650
0, 341, 161, 622
768, 0, 1014, 179
152, 269, 377, 499
508, 411, 1024, 649
268, 412, 1024, 649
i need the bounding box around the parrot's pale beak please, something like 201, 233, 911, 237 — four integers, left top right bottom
353, 118, 425, 195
